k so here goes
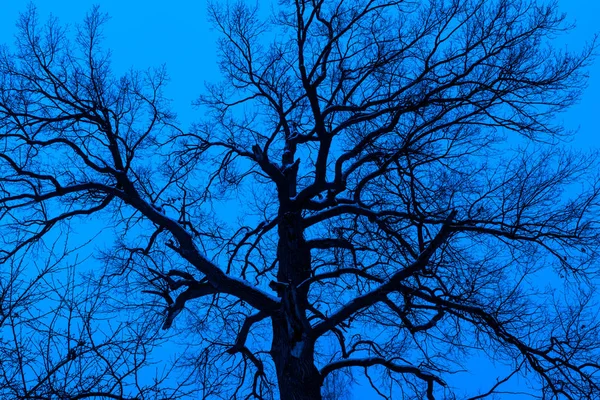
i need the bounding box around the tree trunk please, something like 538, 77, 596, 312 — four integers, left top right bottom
271, 316, 323, 400
272, 211, 322, 399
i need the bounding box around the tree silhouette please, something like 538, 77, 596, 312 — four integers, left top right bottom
1, 1, 599, 399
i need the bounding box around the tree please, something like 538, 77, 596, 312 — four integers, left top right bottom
0, 0, 599, 399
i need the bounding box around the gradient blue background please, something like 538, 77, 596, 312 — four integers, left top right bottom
0, 0, 598, 398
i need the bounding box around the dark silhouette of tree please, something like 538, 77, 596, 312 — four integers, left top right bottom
0, 1, 599, 399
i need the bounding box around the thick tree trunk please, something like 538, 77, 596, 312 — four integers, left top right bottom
271, 316, 323, 400
272, 210, 322, 399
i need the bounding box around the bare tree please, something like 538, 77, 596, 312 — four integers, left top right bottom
1, 1, 599, 399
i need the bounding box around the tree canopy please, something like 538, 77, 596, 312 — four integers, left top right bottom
0, 1, 599, 399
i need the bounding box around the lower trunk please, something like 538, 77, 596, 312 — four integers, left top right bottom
273, 209, 320, 398
271, 317, 322, 400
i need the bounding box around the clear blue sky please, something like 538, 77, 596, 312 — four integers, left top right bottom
0, 1, 598, 398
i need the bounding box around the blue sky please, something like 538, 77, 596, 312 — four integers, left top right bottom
0, 0, 596, 143
556, 1, 600, 148
0, 0, 598, 398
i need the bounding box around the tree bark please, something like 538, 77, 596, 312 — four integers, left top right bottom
271, 211, 323, 399
271, 316, 323, 400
